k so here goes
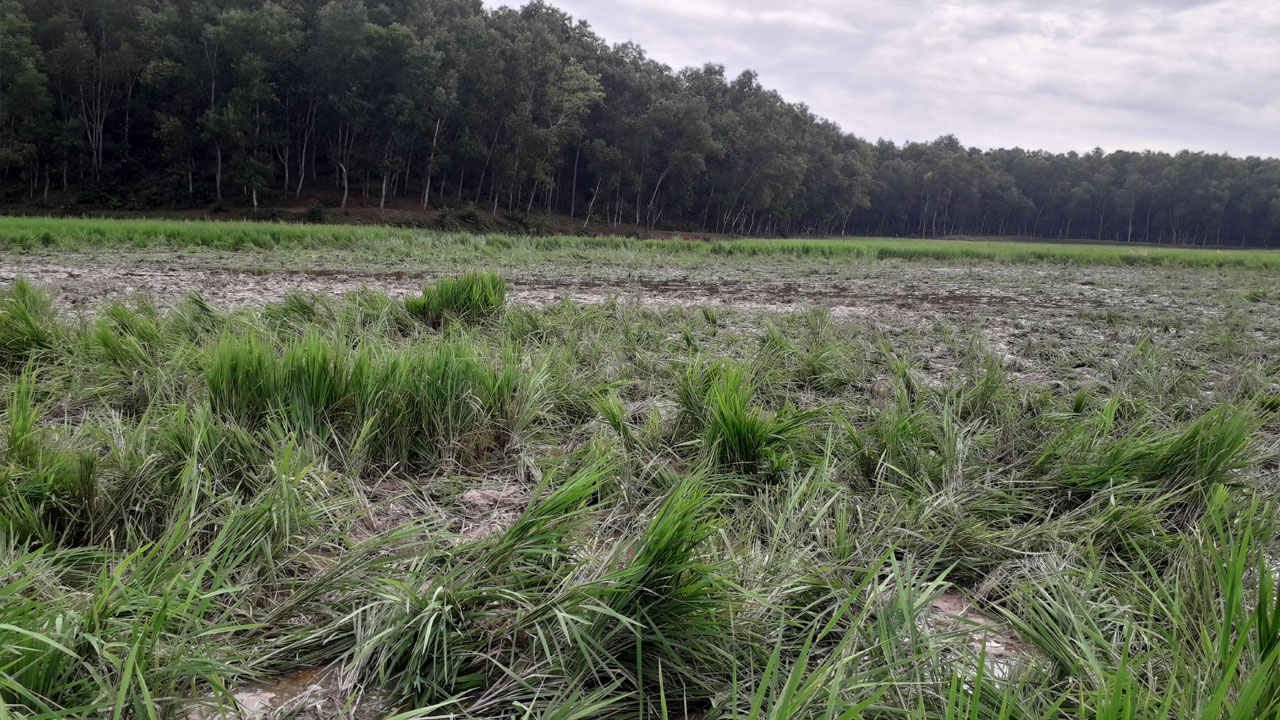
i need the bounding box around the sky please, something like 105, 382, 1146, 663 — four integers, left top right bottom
482, 0, 1280, 158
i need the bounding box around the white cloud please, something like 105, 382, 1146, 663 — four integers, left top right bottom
483, 0, 1280, 156
609, 0, 860, 33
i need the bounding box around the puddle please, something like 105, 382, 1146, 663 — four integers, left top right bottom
186, 665, 370, 720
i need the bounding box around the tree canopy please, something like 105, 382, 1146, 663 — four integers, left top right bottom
2, 0, 1278, 246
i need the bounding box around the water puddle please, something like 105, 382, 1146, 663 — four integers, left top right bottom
186, 665, 361, 720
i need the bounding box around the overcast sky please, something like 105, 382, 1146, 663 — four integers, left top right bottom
483, 0, 1280, 157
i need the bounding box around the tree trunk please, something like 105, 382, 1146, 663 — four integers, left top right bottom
646, 166, 672, 229
338, 162, 349, 209
214, 143, 223, 200
279, 146, 290, 191
476, 119, 505, 204
583, 178, 601, 229
295, 130, 309, 200
570, 140, 581, 218
422, 117, 442, 210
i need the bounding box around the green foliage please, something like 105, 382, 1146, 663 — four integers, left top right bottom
5, 216, 1278, 269
1, 0, 1279, 245
206, 330, 538, 469
588, 474, 729, 694
1046, 405, 1256, 514
1, 369, 99, 545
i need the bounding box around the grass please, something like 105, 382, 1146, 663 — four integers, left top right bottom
0, 249, 1276, 718
697, 362, 816, 474
405, 271, 507, 327
2, 215, 1280, 269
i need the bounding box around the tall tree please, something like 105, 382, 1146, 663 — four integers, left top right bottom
0, 0, 1276, 247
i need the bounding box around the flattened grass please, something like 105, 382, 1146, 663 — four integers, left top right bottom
0, 272, 1276, 718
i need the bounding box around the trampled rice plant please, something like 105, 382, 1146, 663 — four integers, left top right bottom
700, 363, 817, 475
0, 268, 1277, 719
0, 277, 58, 369
405, 271, 507, 327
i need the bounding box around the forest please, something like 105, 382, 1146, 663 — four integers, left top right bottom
2, 0, 1279, 246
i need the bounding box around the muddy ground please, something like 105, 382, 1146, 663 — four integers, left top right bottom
4, 249, 1272, 387
0, 249, 1252, 320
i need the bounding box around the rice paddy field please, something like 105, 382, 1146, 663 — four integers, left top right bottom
2, 216, 1279, 719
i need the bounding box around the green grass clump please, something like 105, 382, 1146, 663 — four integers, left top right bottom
1, 370, 99, 544
406, 271, 507, 327
0, 278, 58, 368
206, 330, 541, 469
700, 364, 814, 474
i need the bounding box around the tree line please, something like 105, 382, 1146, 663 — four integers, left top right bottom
2, 0, 1278, 246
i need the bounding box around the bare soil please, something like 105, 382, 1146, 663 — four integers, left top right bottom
8, 251, 1270, 396
0, 254, 1229, 320
186, 664, 384, 720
